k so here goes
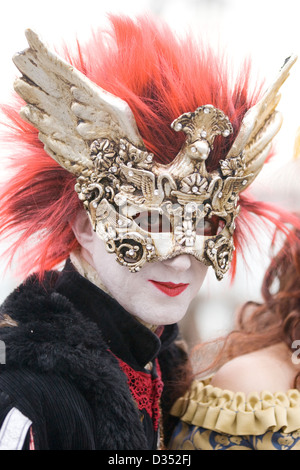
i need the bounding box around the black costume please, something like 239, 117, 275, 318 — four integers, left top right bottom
0, 261, 189, 450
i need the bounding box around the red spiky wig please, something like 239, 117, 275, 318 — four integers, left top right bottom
0, 15, 298, 280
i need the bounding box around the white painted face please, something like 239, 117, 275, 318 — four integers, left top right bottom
73, 211, 208, 326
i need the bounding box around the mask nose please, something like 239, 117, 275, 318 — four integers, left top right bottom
162, 254, 192, 272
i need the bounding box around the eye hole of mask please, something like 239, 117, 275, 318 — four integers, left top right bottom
133, 211, 172, 233
196, 215, 226, 236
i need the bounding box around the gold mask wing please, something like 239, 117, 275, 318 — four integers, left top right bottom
12, 29, 145, 177
293, 127, 300, 159
226, 55, 297, 190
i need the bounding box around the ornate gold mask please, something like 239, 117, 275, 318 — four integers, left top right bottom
13, 30, 296, 279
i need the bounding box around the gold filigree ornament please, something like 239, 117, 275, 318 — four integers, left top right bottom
13, 30, 297, 280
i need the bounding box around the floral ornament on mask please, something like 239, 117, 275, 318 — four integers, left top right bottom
13, 30, 297, 279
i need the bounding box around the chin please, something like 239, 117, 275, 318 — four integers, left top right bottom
137, 306, 187, 327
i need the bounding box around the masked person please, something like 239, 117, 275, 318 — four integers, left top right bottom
0, 16, 297, 450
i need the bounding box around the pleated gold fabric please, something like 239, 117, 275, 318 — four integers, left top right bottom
169, 380, 300, 450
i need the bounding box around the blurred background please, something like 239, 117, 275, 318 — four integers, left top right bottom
0, 0, 300, 349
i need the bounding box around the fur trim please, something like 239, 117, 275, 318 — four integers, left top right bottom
0, 273, 148, 449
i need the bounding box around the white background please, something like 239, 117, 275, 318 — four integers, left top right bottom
0, 0, 299, 344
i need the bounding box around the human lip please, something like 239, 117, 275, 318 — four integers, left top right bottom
149, 280, 189, 297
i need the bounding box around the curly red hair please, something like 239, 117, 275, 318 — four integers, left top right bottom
191, 228, 300, 388
0, 15, 298, 278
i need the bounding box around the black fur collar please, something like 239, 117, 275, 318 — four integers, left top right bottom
0, 271, 150, 449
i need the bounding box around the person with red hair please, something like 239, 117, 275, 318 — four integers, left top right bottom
169, 226, 300, 450
0, 16, 297, 450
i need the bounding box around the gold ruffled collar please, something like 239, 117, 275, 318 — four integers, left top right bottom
171, 379, 300, 436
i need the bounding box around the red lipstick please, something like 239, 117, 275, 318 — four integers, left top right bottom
149, 280, 189, 297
